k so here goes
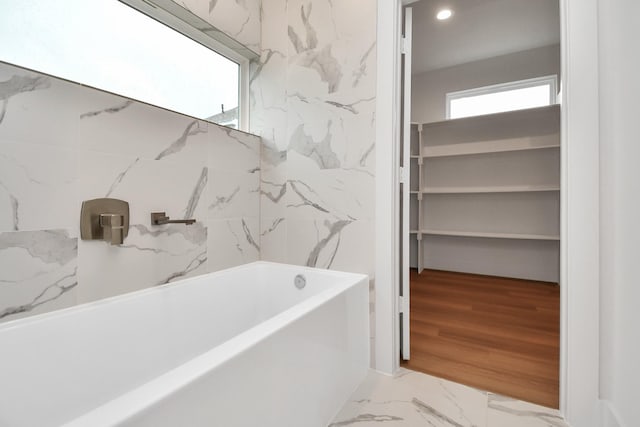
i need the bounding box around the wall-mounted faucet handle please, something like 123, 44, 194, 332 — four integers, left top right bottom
100, 214, 125, 245
80, 198, 130, 245
151, 212, 196, 226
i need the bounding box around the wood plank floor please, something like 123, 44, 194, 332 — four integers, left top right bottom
402, 269, 560, 409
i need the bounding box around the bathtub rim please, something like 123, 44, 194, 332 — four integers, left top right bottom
0, 261, 367, 333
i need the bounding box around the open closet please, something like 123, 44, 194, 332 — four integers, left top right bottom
401, 0, 561, 409
410, 105, 560, 281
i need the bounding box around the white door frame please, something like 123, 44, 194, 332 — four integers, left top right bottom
374, 0, 601, 425
400, 6, 413, 361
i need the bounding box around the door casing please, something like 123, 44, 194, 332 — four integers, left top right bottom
374, 0, 601, 425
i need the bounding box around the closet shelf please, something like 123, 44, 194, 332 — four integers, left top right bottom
423, 138, 559, 158
408, 105, 561, 278
418, 185, 560, 194
418, 229, 560, 241
421, 104, 560, 129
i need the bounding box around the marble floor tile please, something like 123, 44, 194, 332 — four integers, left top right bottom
330, 369, 569, 427
330, 368, 488, 427
487, 393, 568, 427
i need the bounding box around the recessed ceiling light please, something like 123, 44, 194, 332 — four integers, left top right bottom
436, 9, 453, 20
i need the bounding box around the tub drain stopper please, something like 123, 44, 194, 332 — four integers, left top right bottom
294, 274, 306, 289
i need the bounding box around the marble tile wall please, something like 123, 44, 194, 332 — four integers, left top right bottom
161, 0, 378, 356
170, 0, 261, 53
3, 0, 379, 351
0, 61, 260, 322
249, 0, 378, 355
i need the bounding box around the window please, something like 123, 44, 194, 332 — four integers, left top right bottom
446, 76, 558, 120
0, 0, 251, 129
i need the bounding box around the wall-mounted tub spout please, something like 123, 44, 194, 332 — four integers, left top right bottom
151, 212, 196, 226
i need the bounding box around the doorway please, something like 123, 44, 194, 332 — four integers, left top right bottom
400, 0, 561, 409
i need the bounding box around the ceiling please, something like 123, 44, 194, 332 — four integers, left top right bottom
411, 0, 560, 74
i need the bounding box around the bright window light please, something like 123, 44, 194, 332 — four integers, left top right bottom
447, 76, 558, 119
0, 0, 240, 127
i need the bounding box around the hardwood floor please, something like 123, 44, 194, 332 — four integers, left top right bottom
402, 268, 560, 409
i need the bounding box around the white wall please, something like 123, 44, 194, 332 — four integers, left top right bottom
411, 44, 561, 123
598, 0, 640, 425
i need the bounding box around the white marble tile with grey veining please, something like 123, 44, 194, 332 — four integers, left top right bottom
285, 218, 352, 270
315, 219, 374, 276
0, 62, 90, 148
208, 167, 259, 219
249, 0, 289, 263
285, 154, 375, 222
260, 169, 288, 220
258, 162, 288, 258
286, 2, 343, 96
252, 0, 378, 278
257, 68, 288, 222
76, 150, 210, 302
286, 0, 377, 101
207, 217, 259, 272
331, 368, 488, 427
0, 229, 77, 323
208, 123, 261, 172
284, 0, 377, 187
250, 0, 288, 172
78, 151, 209, 226
173, 0, 261, 53
286, 93, 376, 172
285, 219, 373, 276
0, 65, 50, 123
301, 97, 375, 169
211, 0, 261, 53
78, 90, 209, 163
259, 216, 286, 263
77, 222, 207, 304
169, 0, 209, 22
0, 142, 77, 232
259, 0, 287, 53
330, 369, 570, 427
487, 393, 568, 427
250, 49, 288, 159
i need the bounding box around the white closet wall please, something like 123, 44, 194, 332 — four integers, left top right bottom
412, 45, 561, 123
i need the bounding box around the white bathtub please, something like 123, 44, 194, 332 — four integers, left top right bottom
0, 262, 369, 427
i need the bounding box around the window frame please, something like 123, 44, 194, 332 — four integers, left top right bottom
445, 75, 558, 120
119, 0, 257, 131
